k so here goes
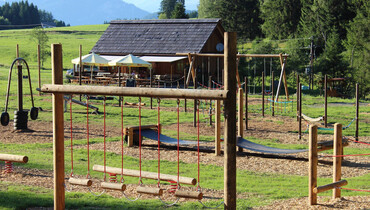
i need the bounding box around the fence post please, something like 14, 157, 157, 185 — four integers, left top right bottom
238, 88, 243, 152
333, 123, 342, 198
355, 83, 359, 141
309, 125, 318, 205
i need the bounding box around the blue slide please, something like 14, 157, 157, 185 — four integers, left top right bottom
237, 137, 307, 154
140, 129, 198, 145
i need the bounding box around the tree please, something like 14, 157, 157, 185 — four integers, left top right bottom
198, 0, 222, 18
299, 0, 356, 46
344, 0, 369, 98
171, 2, 189, 19
187, 10, 198, 18
160, 0, 177, 19
218, 0, 262, 40
315, 29, 349, 79
30, 27, 49, 67
260, 0, 302, 39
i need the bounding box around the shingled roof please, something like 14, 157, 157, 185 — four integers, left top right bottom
91, 19, 223, 55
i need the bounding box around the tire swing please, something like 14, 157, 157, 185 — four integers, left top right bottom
67, 96, 105, 196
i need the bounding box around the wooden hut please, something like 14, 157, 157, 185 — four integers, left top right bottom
91, 19, 225, 86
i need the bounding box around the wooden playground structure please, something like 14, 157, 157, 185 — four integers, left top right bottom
308, 124, 348, 205
34, 32, 367, 209
42, 32, 237, 209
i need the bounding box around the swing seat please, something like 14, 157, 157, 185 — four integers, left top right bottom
174, 190, 203, 200
101, 182, 126, 191
68, 178, 92, 187
136, 186, 163, 196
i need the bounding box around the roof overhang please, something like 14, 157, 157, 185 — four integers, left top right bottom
100, 55, 186, 63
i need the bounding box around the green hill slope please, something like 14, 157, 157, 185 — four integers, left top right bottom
0, 24, 108, 69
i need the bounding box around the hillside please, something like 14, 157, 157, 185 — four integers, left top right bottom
0, 24, 108, 69
0, 0, 150, 25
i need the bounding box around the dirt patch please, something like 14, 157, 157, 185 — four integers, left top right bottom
0, 110, 369, 209
253, 196, 370, 210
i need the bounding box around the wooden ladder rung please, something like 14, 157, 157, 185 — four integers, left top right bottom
101, 182, 126, 191
313, 180, 348, 194
174, 190, 203, 200
68, 178, 92, 187
136, 186, 163, 196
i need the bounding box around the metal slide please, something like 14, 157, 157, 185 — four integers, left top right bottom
140, 129, 198, 145
237, 137, 307, 154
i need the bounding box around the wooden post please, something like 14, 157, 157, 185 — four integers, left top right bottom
184, 67, 187, 112
244, 76, 248, 130
280, 54, 290, 101
298, 82, 302, 140
52, 44, 65, 210
215, 100, 221, 156
272, 71, 275, 116
223, 32, 237, 210
16, 44, 19, 58
355, 83, 359, 141
150, 68, 153, 109
324, 75, 327, 127
309, 125, 318, 205
238, 88, 243, 152
38, 44, 41, 96
209, 75, 212, 126
262, 72, 265, 117
333, 123, 342, 198
296, 74, 299, 121
79, 45, 82, 101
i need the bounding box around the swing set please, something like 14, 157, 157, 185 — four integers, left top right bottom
43, 34, 238, 209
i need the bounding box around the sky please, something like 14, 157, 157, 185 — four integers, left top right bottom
122, 0, 199, 13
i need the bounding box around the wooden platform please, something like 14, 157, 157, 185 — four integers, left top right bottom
123, 124, 160, 147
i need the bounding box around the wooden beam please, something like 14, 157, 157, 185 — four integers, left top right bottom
223, 32, 237, 210
314, 180, 347, 194
177, 53, 289, 58
137, 186, 163, 196
236, 57, 241, 88
215, 100, 221, 156
93, 165, 196, 185
244, 76, 248, 130
0, 154, 28, 163
41, 85, 228, 100
324, 75, 328, 127
52, 43, 65, 210
280, 54, 290, 101
333, 123, 343, 198
298, 83, 302, 140
238, 88, 243, 152
355, 83, 359, 141
38, 44, 41, 96
175, 190, 203, 200
68, 178, 92, 186
101, 182, 126, 191
262, 72, 265, 117
309, 125, 318, 205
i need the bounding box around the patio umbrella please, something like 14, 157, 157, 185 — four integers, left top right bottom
108, 54, 152, 69
108, 54, 152, 88
72, 52, 109, 82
